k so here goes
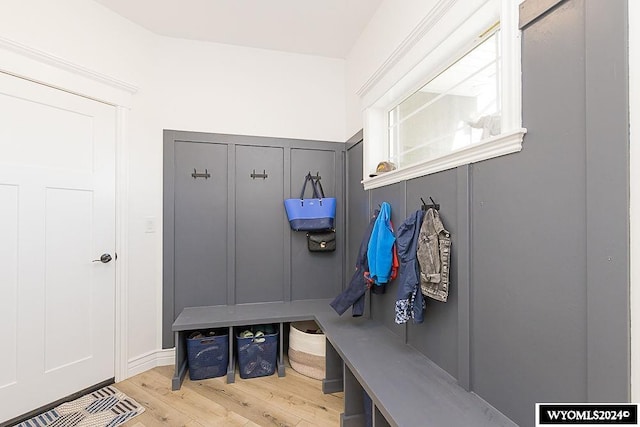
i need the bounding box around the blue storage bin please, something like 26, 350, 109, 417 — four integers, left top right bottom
236, 324, 278, 379
186, 329, 229, 380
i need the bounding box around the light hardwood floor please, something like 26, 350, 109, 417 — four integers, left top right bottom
117, 363, 344, 427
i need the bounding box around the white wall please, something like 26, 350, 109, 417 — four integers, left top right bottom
0, 0, 155, 84
154, 37, 345, 141
0, 0, 346, 376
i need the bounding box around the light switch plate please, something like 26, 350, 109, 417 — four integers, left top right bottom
144, 216, 156, 233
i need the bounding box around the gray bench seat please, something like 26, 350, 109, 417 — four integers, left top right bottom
171, 300, 514, 426
315, 313, 516, 427
172, 299, 334, 389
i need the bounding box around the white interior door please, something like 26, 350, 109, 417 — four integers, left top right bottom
0, 72, 116, 422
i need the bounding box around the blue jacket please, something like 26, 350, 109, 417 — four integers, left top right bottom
395, 209, 425, 324
367, 202, 395, 285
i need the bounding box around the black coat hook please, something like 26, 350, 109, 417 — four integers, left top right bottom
421, 197, 440, 211
192, 168, 211, 179
250, 169, 268, 179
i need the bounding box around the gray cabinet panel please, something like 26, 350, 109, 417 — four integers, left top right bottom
406, 170, 458, 380
471, 2, 588, 423
584, 0, 629, 402
174, 142, 228, 314
346, 142, 368, 288
235, 145, 285, 303
290, 150, 336, 199
290, 148, 340, 300
165, 132, 345, 347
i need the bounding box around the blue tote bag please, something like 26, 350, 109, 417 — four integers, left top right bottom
284, 172, 336, 231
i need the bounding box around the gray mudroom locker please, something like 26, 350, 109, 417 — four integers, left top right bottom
163, 131, 346, 348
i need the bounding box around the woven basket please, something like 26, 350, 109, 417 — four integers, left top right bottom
288, 320, 325, 380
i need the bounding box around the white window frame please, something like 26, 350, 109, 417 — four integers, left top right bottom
362, 0, 526, 190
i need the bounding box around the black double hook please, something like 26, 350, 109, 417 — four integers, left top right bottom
192, 168, 211, 179
251, 169, 268, 179
420, 197, 440, 211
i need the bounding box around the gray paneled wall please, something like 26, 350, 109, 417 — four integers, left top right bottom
346, 139, 368, 280
164, 131, 345, 348
345, 139, 371, 318
583, 0, 629, 402
406, 170, 459, 381
290, 148, 342, 300
235, 145, 285, 304
174, 142, 228, 311
345, 146, 462, 380
345, 1, 629, 425
472, 0, 590, 415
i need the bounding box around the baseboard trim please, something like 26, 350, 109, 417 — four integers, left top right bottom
127, 348, 175, 378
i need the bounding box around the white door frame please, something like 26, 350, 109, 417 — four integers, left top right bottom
0, 36, 137, 382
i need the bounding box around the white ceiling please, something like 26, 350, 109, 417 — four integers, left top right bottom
93, 0, 383, 59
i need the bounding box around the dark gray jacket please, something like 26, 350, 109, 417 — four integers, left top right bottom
418, 208, 451, 302
394, 209, 425, 324
330, 209, 379, 317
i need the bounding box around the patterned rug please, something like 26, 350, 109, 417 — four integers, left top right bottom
15, 386, 144, 427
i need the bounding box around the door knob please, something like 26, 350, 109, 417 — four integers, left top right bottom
92, 253, 112, 263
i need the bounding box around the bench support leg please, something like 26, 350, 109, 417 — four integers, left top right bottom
227, 326, 235, 383
277, 322, 285, 377
172, 331, 188, 391
323, 339, 343, 394
341, 363, 365, 427
341, 413, 366, 427
373, 406, 391, 427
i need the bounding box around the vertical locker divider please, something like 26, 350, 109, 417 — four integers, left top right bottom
227, 326, 235, 383
172, 331, 188, 390
278, 322, 286, 376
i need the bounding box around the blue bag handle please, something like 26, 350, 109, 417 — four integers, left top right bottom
313, 174, 326, 199
299, 172, 321, 199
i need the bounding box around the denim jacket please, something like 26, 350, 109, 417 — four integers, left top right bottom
417, 208, 451, 302
394, 210, 426, 324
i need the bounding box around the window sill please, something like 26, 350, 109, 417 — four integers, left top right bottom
362, 128, 527, 190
